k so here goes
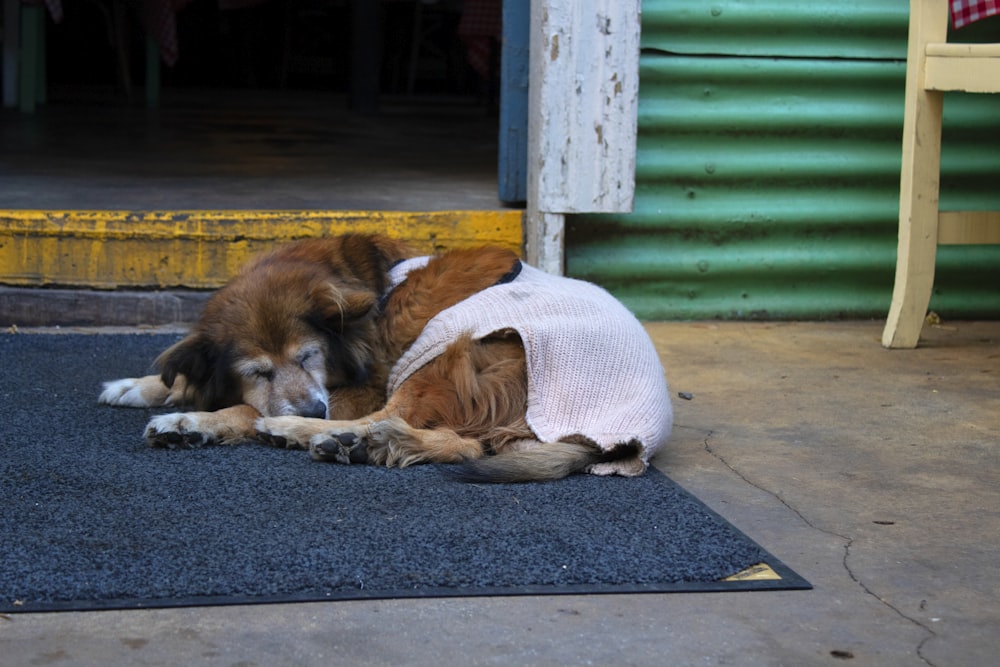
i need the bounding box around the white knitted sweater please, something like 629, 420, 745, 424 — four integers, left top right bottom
385, 257, 672, 477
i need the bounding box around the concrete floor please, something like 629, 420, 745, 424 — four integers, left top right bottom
2, 320, 997, 666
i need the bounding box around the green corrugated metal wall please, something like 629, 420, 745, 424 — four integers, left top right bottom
567, 0, 1000, 320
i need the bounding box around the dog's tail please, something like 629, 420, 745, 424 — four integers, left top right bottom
444, 441, 634, 483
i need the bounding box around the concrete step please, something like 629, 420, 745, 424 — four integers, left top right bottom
0, 209, 523, 327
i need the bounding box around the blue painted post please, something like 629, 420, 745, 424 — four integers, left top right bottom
498, 0, 529, 204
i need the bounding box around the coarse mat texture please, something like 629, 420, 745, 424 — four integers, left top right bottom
0, 334, 809, 613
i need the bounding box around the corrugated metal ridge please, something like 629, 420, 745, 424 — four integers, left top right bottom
570, 235, 896, 279
568, 229, 1000, 319
640, 0, 908, 59
633, 55, 1000, 211
639, 56, 904, 133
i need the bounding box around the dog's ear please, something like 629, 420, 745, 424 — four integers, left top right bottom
340, 288, 378, 323
307, 284, 377, 332
157, 334, 237, 410
305, 284, 378, 387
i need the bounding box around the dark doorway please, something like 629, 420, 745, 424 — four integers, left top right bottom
1, 0, 508, 211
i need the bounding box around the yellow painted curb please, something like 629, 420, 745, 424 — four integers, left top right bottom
0, 210, 523, 289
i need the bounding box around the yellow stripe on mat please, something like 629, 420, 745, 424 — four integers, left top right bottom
723, 563, 783, 582
0, 210, 523, 289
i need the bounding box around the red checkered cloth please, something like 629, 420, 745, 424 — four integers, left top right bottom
146, 0, 264, 67
952, 0, 1000, 28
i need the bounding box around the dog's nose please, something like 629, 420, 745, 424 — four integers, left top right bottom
300, 400, 328, 419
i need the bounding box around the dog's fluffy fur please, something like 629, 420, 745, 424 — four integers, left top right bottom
100, 235, 410, 448
101, 234, 662, 482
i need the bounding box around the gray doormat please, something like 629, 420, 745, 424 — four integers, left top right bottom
0, 334, 809, 613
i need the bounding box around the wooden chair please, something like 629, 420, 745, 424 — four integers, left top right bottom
883, 0, 1000, 348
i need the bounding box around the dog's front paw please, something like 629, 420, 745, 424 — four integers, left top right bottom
145, 413, 216, 449
255, 416, 332, 450
309, 428, 370, 464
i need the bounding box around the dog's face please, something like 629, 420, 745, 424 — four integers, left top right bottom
231, 334, 332, 419
158, 264, 378, 418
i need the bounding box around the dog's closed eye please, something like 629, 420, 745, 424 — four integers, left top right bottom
237, 359, 276, 382
296, 344, 325, 371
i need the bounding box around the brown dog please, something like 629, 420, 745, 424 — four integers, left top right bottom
99, 234, 412, 446
101, 234, 672, 481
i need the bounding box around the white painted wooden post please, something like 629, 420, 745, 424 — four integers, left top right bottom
526, 0, 641, 274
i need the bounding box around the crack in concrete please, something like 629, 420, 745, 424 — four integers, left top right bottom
700, 431, 938, 666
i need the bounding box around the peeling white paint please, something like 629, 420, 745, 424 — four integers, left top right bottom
529, 0, 639, 214
526, 0, 640, 274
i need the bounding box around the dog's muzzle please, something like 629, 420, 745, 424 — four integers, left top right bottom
299, 399, 328, 419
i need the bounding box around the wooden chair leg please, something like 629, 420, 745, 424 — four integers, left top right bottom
882, 86, 944, 348
883, 0, 949, 349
